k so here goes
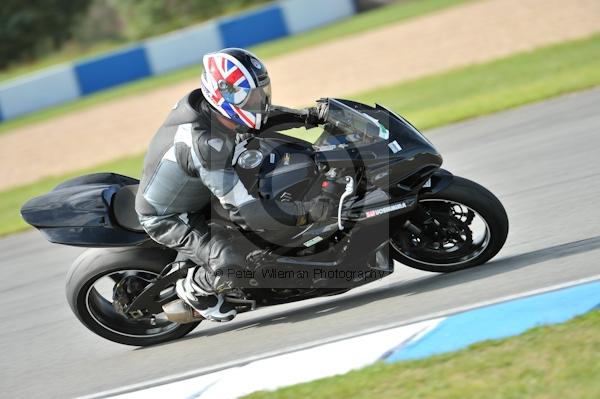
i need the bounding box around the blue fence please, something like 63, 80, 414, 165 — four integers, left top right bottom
0, 0, 355, 123
219, 4, 289, 48
75, 47, 152, 95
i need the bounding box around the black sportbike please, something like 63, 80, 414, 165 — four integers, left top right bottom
21, 99, 508, 346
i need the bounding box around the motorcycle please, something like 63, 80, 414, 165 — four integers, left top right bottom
21, 98, 508, 346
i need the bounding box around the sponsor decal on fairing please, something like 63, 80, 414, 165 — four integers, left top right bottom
365, 202, 408, 218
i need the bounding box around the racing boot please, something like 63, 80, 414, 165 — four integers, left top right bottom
175, 267, 236, 322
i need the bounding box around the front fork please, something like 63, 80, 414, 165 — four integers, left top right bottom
396, 169, 455, 243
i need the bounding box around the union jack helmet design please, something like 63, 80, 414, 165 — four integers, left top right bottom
200, 48, 271, 129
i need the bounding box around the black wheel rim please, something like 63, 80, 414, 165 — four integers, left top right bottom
391, 199, 491, 267
85, 270, 179, 338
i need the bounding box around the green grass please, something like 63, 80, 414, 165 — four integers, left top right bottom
2, 34, 600, 237
0, 0, 471, 135
244, 310, 600, 399
358, 33, 600, 131
283, 33, 600, 140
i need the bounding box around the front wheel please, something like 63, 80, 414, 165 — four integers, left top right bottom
66, 247, 200, 346
390, 176, 508, 273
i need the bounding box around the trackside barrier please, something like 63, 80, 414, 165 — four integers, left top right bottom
0, 65, 80, 120
0, 0, 356, 122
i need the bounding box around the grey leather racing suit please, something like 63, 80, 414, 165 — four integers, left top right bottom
135, 89, 313, 292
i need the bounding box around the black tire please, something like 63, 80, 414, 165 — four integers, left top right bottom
391, 176, 509, 273
66, 247, 200, 346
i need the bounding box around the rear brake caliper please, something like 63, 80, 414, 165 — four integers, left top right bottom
113, 275, 153, 318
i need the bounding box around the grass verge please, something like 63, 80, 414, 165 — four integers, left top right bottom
0, 0, 471, 134
1, 34, 600, 237
357, 33, 600, 131
244, 310, 600, 399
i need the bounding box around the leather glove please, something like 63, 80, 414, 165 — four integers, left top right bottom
306, 195, 337, 224
304, 100, 329, 128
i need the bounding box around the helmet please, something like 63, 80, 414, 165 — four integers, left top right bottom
200, 48, 271, 129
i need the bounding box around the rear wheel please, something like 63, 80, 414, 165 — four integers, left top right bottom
66, 247, 200, 346
390, 176, 508, 272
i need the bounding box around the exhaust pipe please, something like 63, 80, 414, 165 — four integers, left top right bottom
161, 299, 204, 324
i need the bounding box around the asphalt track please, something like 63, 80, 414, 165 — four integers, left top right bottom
1, 88, 600, 398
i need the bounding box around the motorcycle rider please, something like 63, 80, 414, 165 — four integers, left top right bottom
135, 48, 333, 322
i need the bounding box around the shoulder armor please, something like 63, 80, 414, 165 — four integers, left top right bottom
195, 129, 234, 171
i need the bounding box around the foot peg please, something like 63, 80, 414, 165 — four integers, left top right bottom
175, 268, 237, 322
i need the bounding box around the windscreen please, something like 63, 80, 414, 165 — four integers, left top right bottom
325, 99, 389, 142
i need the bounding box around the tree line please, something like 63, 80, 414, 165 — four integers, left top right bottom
0, 0, 272, 70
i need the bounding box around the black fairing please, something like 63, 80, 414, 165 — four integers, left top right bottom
240, 97, 443, 203
232, 100, 443, 230
236, 136, 320, 202
20, 173, 148, 247
315, 99, 442, 191
261, 140, 319, 200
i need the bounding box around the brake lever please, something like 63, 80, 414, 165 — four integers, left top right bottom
338, 176, 355, 230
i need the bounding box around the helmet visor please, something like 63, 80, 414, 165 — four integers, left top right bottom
219, 80, 271, 114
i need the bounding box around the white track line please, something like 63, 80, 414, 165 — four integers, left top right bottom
80, 274, 600, 399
